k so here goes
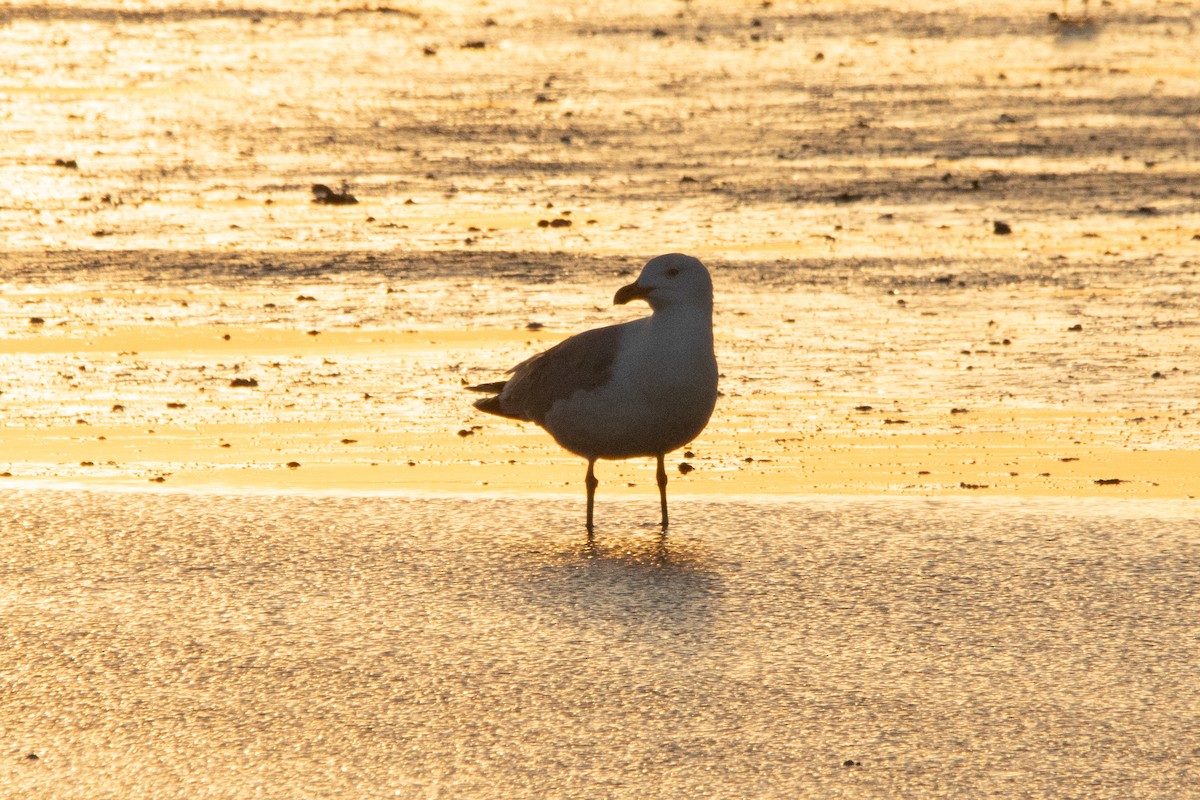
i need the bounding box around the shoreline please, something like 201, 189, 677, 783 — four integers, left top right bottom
2, 313, 1195, 502
3, 408, 1195, 500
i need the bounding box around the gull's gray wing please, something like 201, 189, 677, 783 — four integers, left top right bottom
472, 323, 626, 424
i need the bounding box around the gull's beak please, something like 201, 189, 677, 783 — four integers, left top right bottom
614, 281, 653, 305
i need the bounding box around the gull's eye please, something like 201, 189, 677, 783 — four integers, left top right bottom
666, 267, 680, 277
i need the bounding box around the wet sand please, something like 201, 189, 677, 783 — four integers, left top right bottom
1, 0, 1199, 796
1, 249, 1196, 499
2, 0, 1198, 498
3, 489, 1199, 798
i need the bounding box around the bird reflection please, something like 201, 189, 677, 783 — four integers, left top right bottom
513, 521, 714, 577
582, 526, 676, 568
504, 526, 720, 638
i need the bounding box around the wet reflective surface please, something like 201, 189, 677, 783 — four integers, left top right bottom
2, 0, 1198, 496
4, 1, 1200, 256
2, 2, 1200, 795
2, 489, 1198, 797
2, 248, 1197, 497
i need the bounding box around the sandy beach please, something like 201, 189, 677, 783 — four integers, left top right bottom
2, 0, 1199, 796
1, 248, 1196, 500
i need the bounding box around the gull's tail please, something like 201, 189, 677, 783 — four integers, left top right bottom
467, 381, 525, 420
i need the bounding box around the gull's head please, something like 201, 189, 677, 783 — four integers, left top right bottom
613, 253, 713, 312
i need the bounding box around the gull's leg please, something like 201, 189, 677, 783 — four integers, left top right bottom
585, 458, 598, 533
656, 453, 669, 529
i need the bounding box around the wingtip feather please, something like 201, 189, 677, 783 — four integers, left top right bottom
466, 381, 507, 394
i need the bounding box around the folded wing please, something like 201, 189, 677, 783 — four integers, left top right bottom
468, 324, 625, 424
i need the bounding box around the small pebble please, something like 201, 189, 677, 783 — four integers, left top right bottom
311, 184, 357, 205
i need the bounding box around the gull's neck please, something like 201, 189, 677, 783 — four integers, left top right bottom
646, 300, 714, 343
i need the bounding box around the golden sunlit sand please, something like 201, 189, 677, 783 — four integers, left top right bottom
3, 2, 1200, 797
1, 319, 1195, 499
5, 412, 1197, 499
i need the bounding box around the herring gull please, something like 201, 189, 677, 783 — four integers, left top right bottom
468, 253, 718, 532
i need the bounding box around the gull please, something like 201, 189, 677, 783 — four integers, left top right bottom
468, 253, 718, 532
